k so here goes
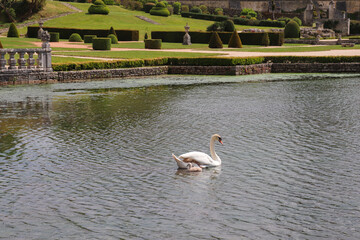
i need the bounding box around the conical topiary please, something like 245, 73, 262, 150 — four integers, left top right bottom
261, 33, 270, 46
0, 41, 3, 48
109, 26, 116, 36
7, 23, 19, 38
228, 30, 242, 48
208, 31, 223, 49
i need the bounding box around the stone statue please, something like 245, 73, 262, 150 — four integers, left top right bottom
37, 21, 44, 39
183, 23, 191, 45
41, 30, 51, 49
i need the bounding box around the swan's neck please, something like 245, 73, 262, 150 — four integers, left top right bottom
210, 137, 221, 163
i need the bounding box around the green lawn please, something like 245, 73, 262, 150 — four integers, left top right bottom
24, 2, 279, 40
53, 50, 222, 59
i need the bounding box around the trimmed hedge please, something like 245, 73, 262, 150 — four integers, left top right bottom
181, 12, 229, 22
84, 35, 97, 43
209, 32, 223, 48
145, 39, 162, 49
27, 26, 139, 41
228, 30, 242, 48
284, 20, 300, 38
50, 32, 60, 42
151, 31, 283, 46
150, 5, 170, 17
88, 0, 110, 14
233, 17, 285, 28
52, 56, 360, 72
52, 58, 170, 71
92, 38, 111, 50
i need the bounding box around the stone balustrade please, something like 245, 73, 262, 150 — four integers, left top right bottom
0, 47, 52, 72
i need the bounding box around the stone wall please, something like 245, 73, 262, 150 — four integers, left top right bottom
1, 63, 360, 86
271, 63, 360, 73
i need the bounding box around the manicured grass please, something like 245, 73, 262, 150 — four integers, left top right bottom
0, 37, 40, 48
52, 56, 100, 64
53, 50, 223, 59
33, 3, 279, 40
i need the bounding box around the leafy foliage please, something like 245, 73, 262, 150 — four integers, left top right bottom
88, 0, 110, 15
173, 2, 181, 14
92, 37, 111, 50
107, 34, 118, 44
50, 32, 60, 42
145, 39, 162, 49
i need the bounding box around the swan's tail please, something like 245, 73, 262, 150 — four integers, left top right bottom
172, 153, 188, 169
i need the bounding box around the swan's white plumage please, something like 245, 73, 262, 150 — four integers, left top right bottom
172, 134, 222, 169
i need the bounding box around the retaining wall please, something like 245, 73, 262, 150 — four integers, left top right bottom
1, 63, 360, 86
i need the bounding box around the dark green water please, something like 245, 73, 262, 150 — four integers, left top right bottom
1, 74, 360, 239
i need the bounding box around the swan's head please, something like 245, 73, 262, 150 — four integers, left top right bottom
213, 134, 223, 145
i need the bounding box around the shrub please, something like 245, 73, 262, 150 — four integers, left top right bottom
284, 20, 300, 38
69, 33, 82, 42
27, 26, 139, 41
261, 32, 270, 46
207, 22, 223, 32
224, 20, 235, 32
103, 0, 114, 5
144, 32, 148, 40
144, 3, 155, 13
167, 5, 173, 15
268, 32, 284, 46
132, 1, 143, 10
173, 2, 181, 14
190, 6, 202, 14
209, 31, 223, 48
241, 8, 257, 18
84, 35, 97, 43
92, 37, 111, 50
292, 17, 302, 26
0, 41, 3, 49
88, 0, 110, 14
150, 3, 170, 16
214, 7, 223, 15
107, 34, 118, 44
7, 23, 19, 38
181, 5, 189, 12
50, 32, 60, 42
278, 17, 291, 24
228, 30, 242, 48
145, 39, 162, 49
199, 5, 208, 14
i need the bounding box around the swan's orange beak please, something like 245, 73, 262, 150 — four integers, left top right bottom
219, 139, 223, 145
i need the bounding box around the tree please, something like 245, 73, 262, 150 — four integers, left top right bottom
0, 0, 17, 22
18, 0, 46, 22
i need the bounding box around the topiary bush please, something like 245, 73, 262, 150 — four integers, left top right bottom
92, 37, 111, 50
150, 2, 170, 16
208, 31, 223, 48
292, 17, 302, 26
173, 2, 181, 14
224, 20, 235, 32
103, 0, 114, 5
7, 23, 19, 38
88, 0, 110, 15
145, 39, 162, 49
69, 33, 83, 42
181, 5, 189, 12
107, 34, 118, 44
261, 32, 270, 46
84, 35, 97, 43
144, 2, 155, 13
0, 41, 3, 49
108, 26, 116, 36
50, 32, 60, 42
190, 6, 202, 14
228, 30, 242, 48
284, 20, 300, 38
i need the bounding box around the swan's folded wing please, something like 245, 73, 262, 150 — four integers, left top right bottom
179, 151, 213, 166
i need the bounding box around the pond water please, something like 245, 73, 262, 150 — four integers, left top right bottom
1, 74, 360, 239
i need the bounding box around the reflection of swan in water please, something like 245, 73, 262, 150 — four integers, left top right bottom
172, 134, 223, 169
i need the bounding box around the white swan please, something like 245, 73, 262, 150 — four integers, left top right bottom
172, 134, 223, 169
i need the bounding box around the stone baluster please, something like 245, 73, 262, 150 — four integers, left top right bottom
8, 52, 17, 70
0, 52, 7, 70
17, 51, 27, 69
37, 51, 43, 69
27, 51, 36, 69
